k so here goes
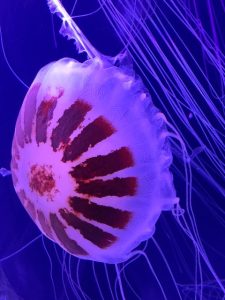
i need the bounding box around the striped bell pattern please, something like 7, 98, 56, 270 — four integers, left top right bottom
11, 57, 177, 263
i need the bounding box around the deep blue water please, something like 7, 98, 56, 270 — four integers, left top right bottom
0, 1, 225, 300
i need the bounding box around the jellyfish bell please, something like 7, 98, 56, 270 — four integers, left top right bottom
11, 50, 178, 263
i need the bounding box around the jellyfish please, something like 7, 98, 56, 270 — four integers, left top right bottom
0, 0, 225, 299
10, 3, 178, 265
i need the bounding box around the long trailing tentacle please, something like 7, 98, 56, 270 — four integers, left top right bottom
47, 0, 99, 59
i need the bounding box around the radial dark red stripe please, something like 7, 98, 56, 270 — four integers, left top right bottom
62, 116, 116, 162
50, 213, 88, 255
69, 196, 132, 229
11, 170, 18, 185
70, 147, 134, 180
17, 189, 36, 220
26, 200, 36, 220
24, 83, 40, 143
37, 210, 54, 239
60, 209, 117, 248
36, 98, 58, 144
51, 99, 92, 151
12, 138, 20, 160
11, 156, 18, 171
76, 177, 137, 198
15, 113, 25, 148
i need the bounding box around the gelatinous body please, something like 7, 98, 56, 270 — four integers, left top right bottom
11, 57, 177, 263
